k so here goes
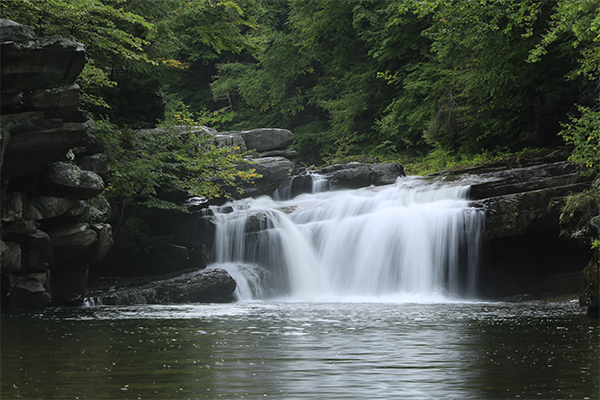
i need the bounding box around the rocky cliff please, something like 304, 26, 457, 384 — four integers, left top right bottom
0, 20, 112, 308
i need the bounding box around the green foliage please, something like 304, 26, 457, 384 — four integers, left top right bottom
1, 0, 156, 113
96, 104, 259, 230
560, 106, 600, 169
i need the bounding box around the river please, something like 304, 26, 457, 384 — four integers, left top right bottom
1, 300, 598, 399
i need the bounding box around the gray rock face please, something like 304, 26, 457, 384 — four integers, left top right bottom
100, 268, 237, 305
1, 114, 91, 180
239, 128, 294, 152
235, 157, 295, 197
42, 162, 105, 199
1, 33, 86, 93
468, 161, 592, 240
0, 21, 114, 309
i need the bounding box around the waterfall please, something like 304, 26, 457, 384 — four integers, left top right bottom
208, 176, 485, 301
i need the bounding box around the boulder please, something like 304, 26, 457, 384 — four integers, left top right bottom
77, 153, 109, 178
239, 128, 294, 152
213, 133, 247, 153
29, 196, 79, 219
100, 268, 237, 305
235, 156, 295, 197
48, 223, 98, 247
315, 162, 406, 190
42, 162, 104, 199
4, 272, 52, 309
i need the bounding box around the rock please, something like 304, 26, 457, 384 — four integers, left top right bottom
213, 133, 247, 153
369, 163, 406, 185
259, 148, 298, 160
2, 83, 84, 120
1, 114, 90, 179
99, 268, 237, 305
77, 153, 109, 178
1, 32, 86, 93
42, 162, 104, 199
87, 223, 113, 264
0, 19, 36, 42
580, 260, 599, 317
12, 230, 53, 272
314, 162, 406, 190
2, 219, 38, 235
29, 196, 79, 219
5, 272, 52, 309
235, 157, 295, 197
239, 128, 294, 152
0, 240, 21, 273
48, 223, 97, 247
1, 192, 23, 222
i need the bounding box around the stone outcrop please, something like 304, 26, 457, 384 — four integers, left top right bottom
0, 20, 113, 309
446, 154, 596, 304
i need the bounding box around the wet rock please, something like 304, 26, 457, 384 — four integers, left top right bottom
42, 162, 104, 199
5, 272, 52, 309
99, 268, 237, 305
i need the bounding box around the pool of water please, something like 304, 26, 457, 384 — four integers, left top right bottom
1, 300, 598, 399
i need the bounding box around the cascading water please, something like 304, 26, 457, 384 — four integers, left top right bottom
208, 175, 485, 301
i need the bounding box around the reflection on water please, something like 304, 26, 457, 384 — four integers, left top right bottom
2, 301, 598, 399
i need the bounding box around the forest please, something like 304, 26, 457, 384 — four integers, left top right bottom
2, 0, 598, 173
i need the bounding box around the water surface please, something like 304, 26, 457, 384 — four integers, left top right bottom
2, 301, 598, 399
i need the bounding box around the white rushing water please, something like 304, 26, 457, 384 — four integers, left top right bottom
208, 175, 485, 301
